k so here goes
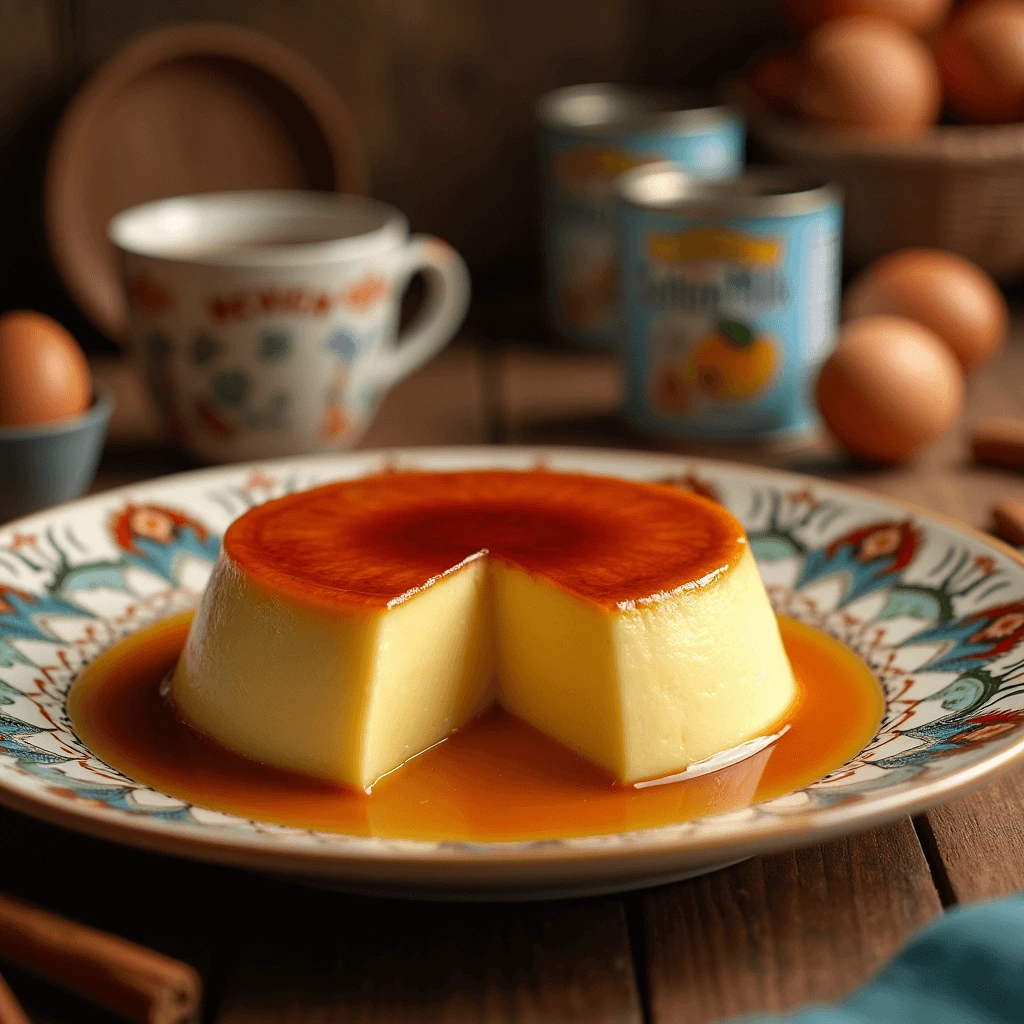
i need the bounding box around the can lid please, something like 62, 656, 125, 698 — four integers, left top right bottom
617, 162, 842, 217
537, 84, 741, 136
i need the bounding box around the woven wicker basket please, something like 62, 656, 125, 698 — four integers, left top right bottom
740, 91, 1024, 281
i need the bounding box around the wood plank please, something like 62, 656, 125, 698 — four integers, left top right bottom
90, 358, 163, 446
495, 344, 622, 445
358, 339, 490, 448
641, 820, 941, 1024
917, 768, 1024, 904
214, 879, 642, 1024
0, 807, 239, 1024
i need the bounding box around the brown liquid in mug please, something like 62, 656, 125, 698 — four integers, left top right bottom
67, 614, 883, 843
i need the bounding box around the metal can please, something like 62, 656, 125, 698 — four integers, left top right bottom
537, 84, 744, 350
616, 165, 842, 444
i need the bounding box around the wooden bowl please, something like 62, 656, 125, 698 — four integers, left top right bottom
44, 23, 368, 342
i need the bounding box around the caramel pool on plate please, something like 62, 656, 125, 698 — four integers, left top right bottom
68, 613, 883, 843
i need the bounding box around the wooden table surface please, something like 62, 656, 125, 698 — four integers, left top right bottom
2, 315, 1024, 1024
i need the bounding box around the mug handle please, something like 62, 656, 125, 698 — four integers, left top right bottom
373, 236, 471, 390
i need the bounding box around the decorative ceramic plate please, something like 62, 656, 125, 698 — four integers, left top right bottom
2, 447, 1023, 899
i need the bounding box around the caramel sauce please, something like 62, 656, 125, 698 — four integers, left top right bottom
224, 470, 745, 611
68, 614, 883, 842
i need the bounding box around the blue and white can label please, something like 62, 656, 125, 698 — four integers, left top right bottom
538, 85, 744, 350
617, 166, 842, 443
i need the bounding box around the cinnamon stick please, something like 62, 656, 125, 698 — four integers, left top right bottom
0, 973, 29, 1024
0, 893, 201, 1024
992, 497, 1024, 547
972, 417, 1024, 471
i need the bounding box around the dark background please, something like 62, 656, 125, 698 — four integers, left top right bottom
0, 0, 788, 351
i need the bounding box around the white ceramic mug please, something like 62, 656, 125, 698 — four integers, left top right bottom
109, 191, 471, 463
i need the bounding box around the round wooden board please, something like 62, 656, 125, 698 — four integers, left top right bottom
44, 23, 368, 343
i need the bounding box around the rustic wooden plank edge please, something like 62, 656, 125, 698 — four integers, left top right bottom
624, 892, 654, 1024
914, 765, 1024, 904
197, 941, 237, 1024
212, 889, 645, 1023
640, 820, 943, 1024
477, 339, 508, 446
911, 814, 958, 909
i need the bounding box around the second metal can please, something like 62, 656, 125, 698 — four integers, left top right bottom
537, 84, 744, 350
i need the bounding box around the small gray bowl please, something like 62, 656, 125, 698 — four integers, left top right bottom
0, 385, 114, 523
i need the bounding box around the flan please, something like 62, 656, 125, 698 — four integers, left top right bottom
171, 470, 797, 789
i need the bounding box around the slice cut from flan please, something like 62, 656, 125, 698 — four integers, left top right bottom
171, 470, 797, 789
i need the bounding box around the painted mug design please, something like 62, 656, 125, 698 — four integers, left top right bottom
320, 326, 376, 442
110, 192, 471, 464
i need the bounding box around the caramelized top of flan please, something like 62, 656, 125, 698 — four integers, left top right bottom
224, 469, 745, 612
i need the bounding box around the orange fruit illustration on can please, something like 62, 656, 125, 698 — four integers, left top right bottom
684, 319, 778, 400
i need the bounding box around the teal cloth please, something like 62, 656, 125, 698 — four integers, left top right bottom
743, 895, 1024, 1024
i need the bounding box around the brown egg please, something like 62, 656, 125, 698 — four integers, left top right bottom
780, 0, 952, 33
844, 249, 1007, 371
816, 315, 964, 463
936, 0, 1024, 123
748, 48, 800, 110
0, 311, 92, 426
795, 16, 942, 138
